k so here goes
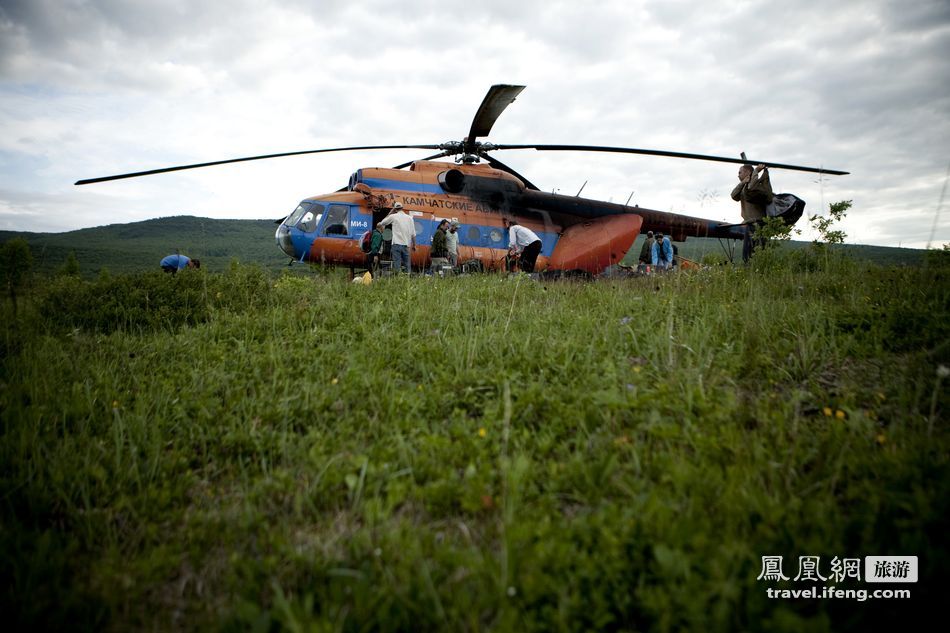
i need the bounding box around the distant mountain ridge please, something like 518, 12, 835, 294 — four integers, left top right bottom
1, 215, 927, 277
0, 216, 289, 277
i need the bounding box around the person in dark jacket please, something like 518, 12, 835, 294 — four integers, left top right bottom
366, 223, 384, 272
731, 164, 773, 262
638, 231, 655, 270
430, 219, 450, 273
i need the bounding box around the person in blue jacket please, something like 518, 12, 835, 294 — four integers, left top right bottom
160, 254, 200, 273
651, 232, 674, 271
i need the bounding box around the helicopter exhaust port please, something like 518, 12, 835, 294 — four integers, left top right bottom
438, 169, 465, 193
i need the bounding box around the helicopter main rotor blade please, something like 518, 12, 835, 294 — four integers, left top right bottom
75, 144, 443, 185
490, 144, 849, 175
480, 153, 541, 191
465, 84, 526, 152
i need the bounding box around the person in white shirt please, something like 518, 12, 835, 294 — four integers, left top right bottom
503, 218, 543, 273
446, 219, 460, 266
378, 202, 416, 273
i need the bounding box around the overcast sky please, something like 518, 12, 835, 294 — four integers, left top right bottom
1, 0, 948, 247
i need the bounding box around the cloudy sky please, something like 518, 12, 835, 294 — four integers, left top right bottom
1, 0, 948, 247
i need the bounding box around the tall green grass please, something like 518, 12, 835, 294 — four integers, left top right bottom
2, 259, 947, 631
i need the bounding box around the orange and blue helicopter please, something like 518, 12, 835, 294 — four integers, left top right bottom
77, 85, 847, 273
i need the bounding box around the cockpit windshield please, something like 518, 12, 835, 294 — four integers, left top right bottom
285, 202, 311, 226
285, 201, 324, 233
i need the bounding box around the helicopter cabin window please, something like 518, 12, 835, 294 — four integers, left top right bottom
297, 203, 323, 233
323, 205, 349, 236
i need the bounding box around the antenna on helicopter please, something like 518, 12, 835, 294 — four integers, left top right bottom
575, 180, 588, 197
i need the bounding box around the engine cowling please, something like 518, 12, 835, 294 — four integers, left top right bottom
438, 169, 466, 193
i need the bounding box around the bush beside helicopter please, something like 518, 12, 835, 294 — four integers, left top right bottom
77, 85, 847, 273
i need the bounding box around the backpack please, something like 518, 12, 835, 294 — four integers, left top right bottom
765, 193, 806, 225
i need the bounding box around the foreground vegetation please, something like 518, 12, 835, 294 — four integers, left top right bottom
2, 253, 948, 631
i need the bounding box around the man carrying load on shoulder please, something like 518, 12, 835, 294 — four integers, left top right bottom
731, 163, 773, 262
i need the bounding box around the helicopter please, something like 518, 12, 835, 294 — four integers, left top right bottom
76, 85, 847, 274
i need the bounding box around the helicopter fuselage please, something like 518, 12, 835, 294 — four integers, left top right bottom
275, 159, 745, 273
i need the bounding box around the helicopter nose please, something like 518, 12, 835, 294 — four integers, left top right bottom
275, 223, 295, 257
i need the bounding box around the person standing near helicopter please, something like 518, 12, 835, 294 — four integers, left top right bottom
651, 232, 673, 271
731, 163, 773, 262
503, 218, 543, 273
446, 220, 460, 266
366, 223, 385, 273
378, 202, 416, 274
430, 219, 450, 273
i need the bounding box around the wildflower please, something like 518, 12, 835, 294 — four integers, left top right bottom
876, 433, 887, 445
938, 364, 949, 379
633, 367, 642, 374
478, 427, 487, 438
112, 400, 119, 409
835, 410, 846, 420
876, 392, 886, 402
822, 407, 833, 417
507, 586, 517, 597
331, 378, 339, 385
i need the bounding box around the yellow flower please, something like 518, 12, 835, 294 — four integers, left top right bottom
633, 367, 641, 374
876, 392, 886, 402
331, 378, 339, 385
112, 400, 119, 409
822, 407, 833, 417
876, 433, 887, 445
835, 410, 846, 420
478, 427, 487, 438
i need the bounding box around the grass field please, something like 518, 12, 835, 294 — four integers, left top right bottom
2, 251, 948, 631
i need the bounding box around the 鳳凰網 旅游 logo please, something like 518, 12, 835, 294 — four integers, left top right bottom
757, 555, 917, 583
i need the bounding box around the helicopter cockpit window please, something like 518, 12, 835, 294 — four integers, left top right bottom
323, 204, 349, 236
285, 202, 311, 226
297, 203, 323, 233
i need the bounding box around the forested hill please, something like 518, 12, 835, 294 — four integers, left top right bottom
0, 216, 289, 277
1, 214, 927, 277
